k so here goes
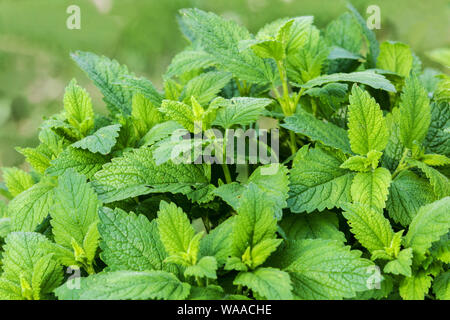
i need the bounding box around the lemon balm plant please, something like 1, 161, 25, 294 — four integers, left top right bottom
0, 4, 449, 300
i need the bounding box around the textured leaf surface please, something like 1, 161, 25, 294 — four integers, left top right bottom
407, 159, 450, 198
424, 101, 450, 157
181, 71, 232, 106
199, 217, 234, 266
399, 272, 432, 300
288, 146, 354, 213
72, 124, 121, 155
282, 110, 352, 154
376, 41, 412, 77
384, 248, 413, 277
63, 79, 94, 136
55, 271, 190, 300
1, 168, 34, 197
350, 167, 391, 210
433, 271, 450, 300
347, 85, 389, 154
233, 268, 293, 300
165, 50, 215, 79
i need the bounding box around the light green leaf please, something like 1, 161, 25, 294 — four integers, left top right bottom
212, 97, 273, 129
404, 197, 450, 262
384, 248, 413, 277
280, 211, 346, 242
420, 154, 450, 167
1, 168, 34, 197
16, 146, 51, 175
288, 146, 354, 213
184, 256, 218, 279
340, 150, 383, 172
351, 167, 391, 210
297, 71, 396, 92
72, 124, 121, 155
181, 71, 232, 106
347, 85, 389, 155
282, 109, 352, 154
165, 50, 215, 79
119, 75, 163, 108
233, 268, 292, 300
55, 271, 190, 300
159, 100, 196, 132
199, 216, 235, 266
131, 93, 163, 138
341, 202, 394, 253
9, 178, 56, 232
406, 159, 450, 198
399, 272, 432, 300
46, 147, 107, 179
386, 170, 435, 226
99, 207, 170, 272
63, 79, 94, 136
376, 41, 413, 77
433, 271, 450, 300
398, 76, 431, 148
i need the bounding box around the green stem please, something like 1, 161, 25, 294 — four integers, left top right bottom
289, 131, 297, 155
85, 263, 95, 275
311, 98, 318, 117
221, 164, 232, 184
392, 148, 410, 179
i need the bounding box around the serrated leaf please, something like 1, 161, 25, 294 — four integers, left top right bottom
165, 50, 216, 79
384, 248, 413, 277
72, 124, 121, 155
181, 71, 232, 106
92, 147, 209, 203
199, 216, 235, 266
340, 150, 383, 172
398, 76, 431, 149
184, 256, 218, 279
296, 71, 396, 92
234, 268, 292, 300
159, 100, 196, 132
212, 97, 273, 129
399, 272, 432, 300
179, 8, 275, 84
1, 168, 34, 197
282, 109, 352, 154
280, 211, 346, 242
288, 145, 354, 213
9, 179, 56, 232
98, 207, 170, 272
71, 51, 133, 115
63, 79, 94, 136
433, 271, 450, 300
131, 93, 163, 138
119, 75, 163, 108
424, 101, 450, 157
341, 203, 394, 253
16, 146, 51, 175
347, 85, 389, 155
406, 159, 450, 198
376, 41, 413, 77
55, 271, 190, 300
140, 121, 184, 147
404, 197, 450, 262
46, 147, 107, 179
420, 154, 450, 166
270, 239, 373, 300
386, 170, 435, 226
351, 167, 391, 210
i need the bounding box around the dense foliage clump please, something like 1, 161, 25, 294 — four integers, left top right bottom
0, 5, 448, 300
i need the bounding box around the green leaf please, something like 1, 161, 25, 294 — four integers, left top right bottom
2, 232, 62, 300
140, 121, 184, 147
240, 39, 285, 61
46, 147, 108, 179
131, 93, 163, 138
347, 85, 389, 155
351, 167, 391, 210
184, 256, 218, 279
341, 203, 394, 253
92, 147, 209, 203
165, 50, 215, 79
271, 239, 373, 299
433, 271, 450, 300
280, 211, 346, 242
199, 216, 235, 266
188, 285, 225, 300
119, 75, 163, 108
234, 268, 292, 300
424, 101, 450, 157
72, 124, 121, 155
9, 178, 55, 232
181, 71, 232, 106
384, 248, 413, 277
50, 170, 99, 263
340, 150, 383, 172
1, 168, 34, 197
282, 109, 352, 154
398, 76, 431, 149
386, 170, 435, 226
288, 146, 354, 213
399, 272, 432, 300
406, 159, 450, 198
98, 207, 170, 272
420, 154, 450, 167
16, 146, 51, 175
232, 184, 278, 262
71, 51, 133, 115
55, 271, 190, 300
296, 71, 396, 92
376, 41, 413, 77
404, 197, 450, 262
63, 79, 94, 136
212, 97, 273, 129
179, 8, 275, 84
159, 100, 196, 132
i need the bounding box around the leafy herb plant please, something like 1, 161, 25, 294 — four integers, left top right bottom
0, 5, 449, 300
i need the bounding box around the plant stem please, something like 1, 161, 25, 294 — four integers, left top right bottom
392, 148, 409, 179
289, 131, 297, 155
221, 163, 232, 184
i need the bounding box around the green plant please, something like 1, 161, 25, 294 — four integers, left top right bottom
0, 5, 448, 300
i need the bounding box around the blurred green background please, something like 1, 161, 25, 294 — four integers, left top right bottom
0, 0, 449, 167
